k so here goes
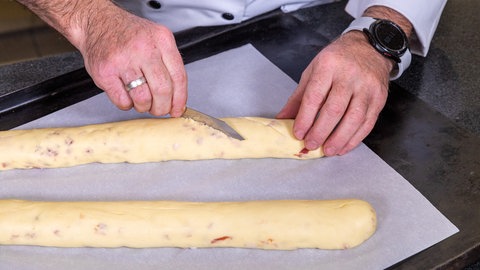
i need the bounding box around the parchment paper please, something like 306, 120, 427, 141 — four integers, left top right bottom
0, 44, 458, 270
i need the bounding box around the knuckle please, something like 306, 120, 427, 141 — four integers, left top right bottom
303, 89, 326, 107
170, 69, 187, 85
347, 107, 366, 123
153, 83, 172, 98
154, 25, 175, 43
348, 100, 368, 122
149, 75, 173, 96
323, 102, 345, 118
363, 117, 378, 132
307, 77, 324, 89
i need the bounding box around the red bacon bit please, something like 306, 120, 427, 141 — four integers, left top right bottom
211, 236, 232, 244
94, 223, 107, 235
65, 137, 74, 145
25, 232, 36, 239
46, 148, 58, 157
294, 148, 310, 158
260, 238, 275, 246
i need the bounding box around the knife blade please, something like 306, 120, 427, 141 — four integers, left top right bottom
181, 107, 245, 140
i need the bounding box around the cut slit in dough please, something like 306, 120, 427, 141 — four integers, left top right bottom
0, 117, 324, 170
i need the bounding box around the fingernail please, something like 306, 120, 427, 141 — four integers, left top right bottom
305, 139, 319, 150
294, 129, 305, 140
171, 107, 186, 117
338, 148, 348, 156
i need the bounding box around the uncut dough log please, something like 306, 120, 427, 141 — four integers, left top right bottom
0, 117, 323, 170
0, 199, 376, 249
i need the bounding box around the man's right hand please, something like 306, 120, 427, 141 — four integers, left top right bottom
17, 0, 187, 117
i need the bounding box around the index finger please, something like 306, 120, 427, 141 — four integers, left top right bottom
159, 37, 187, 117
302, 81, 352, 151
292, 69, 332, 141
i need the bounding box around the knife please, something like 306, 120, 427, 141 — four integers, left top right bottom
181, 107, 245, 140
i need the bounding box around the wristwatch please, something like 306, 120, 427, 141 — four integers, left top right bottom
342, 17, 411, 80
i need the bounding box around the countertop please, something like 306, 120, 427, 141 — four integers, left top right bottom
0, 0, 478, 269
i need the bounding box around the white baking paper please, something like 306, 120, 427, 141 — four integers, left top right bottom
0, 44, 458, 270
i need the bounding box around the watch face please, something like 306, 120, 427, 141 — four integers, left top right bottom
373, 20, 407, 53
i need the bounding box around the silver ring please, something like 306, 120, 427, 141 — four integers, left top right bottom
125, 76, 147, 91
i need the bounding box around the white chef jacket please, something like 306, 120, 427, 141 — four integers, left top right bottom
114, 0, 447, 56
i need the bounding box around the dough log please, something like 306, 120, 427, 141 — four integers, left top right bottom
0, 199, 376, 249
0, 117, 323, 170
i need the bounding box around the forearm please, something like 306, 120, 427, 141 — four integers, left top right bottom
15, 0, 119, 51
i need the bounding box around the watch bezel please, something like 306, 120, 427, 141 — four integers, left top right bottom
363, 19, 409, 63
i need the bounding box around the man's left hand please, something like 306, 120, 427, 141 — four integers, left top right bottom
277, 30, 393, 156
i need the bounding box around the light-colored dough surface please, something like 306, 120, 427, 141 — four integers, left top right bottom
0, 199, 376, 249
0, 117, 323, 170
